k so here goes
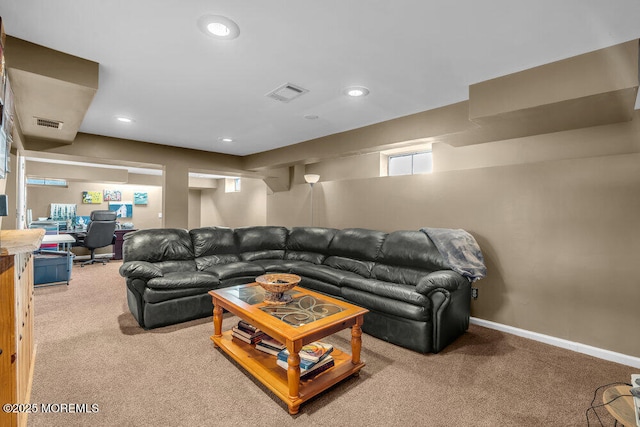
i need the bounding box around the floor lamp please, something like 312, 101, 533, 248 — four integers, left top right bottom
304, 174, 320, 226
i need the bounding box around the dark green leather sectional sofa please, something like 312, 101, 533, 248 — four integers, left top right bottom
119, 226, 473, 353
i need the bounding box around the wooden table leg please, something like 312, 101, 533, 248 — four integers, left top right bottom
212, 301, 223, 347
351, 316, 363, 365
286, 339, 302, 412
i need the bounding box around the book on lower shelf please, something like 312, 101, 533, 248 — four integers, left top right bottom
278, 341, 333, 363
255, 337, 285, 356
276, 355, 335, 380
231, 320, 266, 344
277, 342, 333, 370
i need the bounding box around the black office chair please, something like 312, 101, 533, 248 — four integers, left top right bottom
75, 210, 117, 267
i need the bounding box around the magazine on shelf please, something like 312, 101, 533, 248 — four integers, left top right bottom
278, 341, 333, 363
277, 347, 333, 370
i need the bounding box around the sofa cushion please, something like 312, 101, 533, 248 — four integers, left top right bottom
195, 254, 241, 271
285, 227, 337, 264
251, 259, 312, 273
342, 287, 431, 321
144, 286, 213, 304
341, 276, 429, 306
123, 228, 194, 262
119, 261, 163, 279
201, 261, 264, 280
291, 263, 363, 286
323, 256, 373, 278
373, 230, 449, 277
372, 230, 451, 286
146, 271, 219, 289
371, 264, 434, 288
327, 228, 387, 261
190, 227, 237, 257
154, 260, 197, 275
236, 226, 287, 261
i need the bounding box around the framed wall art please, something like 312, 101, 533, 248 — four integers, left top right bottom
82, 191, 103, 204
103, 189, 122, 201
109, 201, 133, 218
134, 192, 148, 205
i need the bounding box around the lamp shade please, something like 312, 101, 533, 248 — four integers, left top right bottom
304, 174, 320, 184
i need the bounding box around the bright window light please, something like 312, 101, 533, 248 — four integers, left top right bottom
26, 178, 68, 187
225, 177, 241, 193
388, 152, 433, 176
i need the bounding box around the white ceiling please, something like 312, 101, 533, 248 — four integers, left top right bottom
2, 1, 640, 156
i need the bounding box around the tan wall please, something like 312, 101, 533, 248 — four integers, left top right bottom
200, 178, 267, 228
266, 118, 640, 358
305, 152, 381, 182
26, 181, 163, 230
188, 189, 201, 230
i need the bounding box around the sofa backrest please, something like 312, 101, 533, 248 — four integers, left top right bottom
235, 226, 288, 261
323, 228, 387, 277
285, 227, 337, 264
122, 228, 196, 273
123, 228, 194, 262
190, 227, 241, 270
371, 230, 450, 286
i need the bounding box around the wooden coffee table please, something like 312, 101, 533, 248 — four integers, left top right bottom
209, 283, 368, 414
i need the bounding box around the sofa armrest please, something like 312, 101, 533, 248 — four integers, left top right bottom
415, 270, 468, 296
119, 261, 164, 279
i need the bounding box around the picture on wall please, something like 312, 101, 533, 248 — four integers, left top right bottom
103, 190, 122, 201
76, 215, 91, 229
82, 191, 103, 204
109, 201, 133, 218
134, 192, 148, 205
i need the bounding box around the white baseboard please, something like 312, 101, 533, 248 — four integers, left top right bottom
470, 317, 640, 369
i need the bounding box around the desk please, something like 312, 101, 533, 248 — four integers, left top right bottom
42, 233, 76, 250
35, 234, 76, 286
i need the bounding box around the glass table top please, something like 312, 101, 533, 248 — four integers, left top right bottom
220, 285, 345, 327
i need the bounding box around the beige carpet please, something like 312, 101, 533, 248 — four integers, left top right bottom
28, 261, 634, 426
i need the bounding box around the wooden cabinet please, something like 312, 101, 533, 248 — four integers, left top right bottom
0, 229, 44, 427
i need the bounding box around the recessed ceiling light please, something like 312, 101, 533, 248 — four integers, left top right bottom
116, 116, 134, 123
304, 114, 319, 120
344, 86, 370, 97
197, 15, 240, 40
218, 137, 234, 143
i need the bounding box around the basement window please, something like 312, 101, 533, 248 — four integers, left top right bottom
26, 178, 68, 187
224, 178, 241, 193
388, 151, 432, 176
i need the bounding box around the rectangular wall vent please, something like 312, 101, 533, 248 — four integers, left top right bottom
266, 83, 309, 103
34, 117, 63, 129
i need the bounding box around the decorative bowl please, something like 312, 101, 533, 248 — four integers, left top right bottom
255, 273, 301, 304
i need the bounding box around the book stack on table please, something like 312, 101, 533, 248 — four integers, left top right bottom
277, 342, 335, 380
231, 320, 267, 344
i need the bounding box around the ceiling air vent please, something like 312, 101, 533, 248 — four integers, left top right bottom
34, 117, 63, 130
266, 83, 309, 103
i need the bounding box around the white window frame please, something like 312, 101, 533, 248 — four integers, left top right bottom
387, 151, 432, 176
224, 177, 241, 193
26, 177, 68, 187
